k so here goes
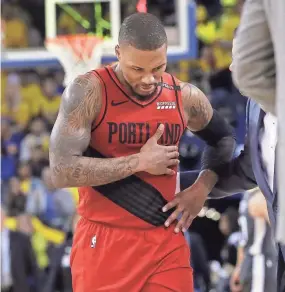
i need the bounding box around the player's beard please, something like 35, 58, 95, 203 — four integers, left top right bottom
126, 80, 159, 101
114, 64, 159, 101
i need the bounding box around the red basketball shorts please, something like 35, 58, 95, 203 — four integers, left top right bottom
71, 217, 193, 292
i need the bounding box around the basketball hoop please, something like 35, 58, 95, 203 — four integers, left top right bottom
45, 34, 105, 86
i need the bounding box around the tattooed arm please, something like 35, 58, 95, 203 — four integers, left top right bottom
181, 83, 213, 132
49, 73, 140, 188
49, 73, 179, 188
181, 83, 236, 191
161, 83, 236, 232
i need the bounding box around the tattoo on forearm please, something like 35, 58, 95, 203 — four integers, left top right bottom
180, 83, 213, 131
58, 155, 141, 187
49, 73, 140, 188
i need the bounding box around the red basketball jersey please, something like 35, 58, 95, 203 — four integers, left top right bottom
77, 66, 186, 228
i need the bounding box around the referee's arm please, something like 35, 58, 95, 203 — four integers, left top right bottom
179, 134, 257, 199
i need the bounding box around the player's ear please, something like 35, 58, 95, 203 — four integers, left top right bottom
115, 45, 121, 60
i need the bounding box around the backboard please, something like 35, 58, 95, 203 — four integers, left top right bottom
1, 0, 197, 68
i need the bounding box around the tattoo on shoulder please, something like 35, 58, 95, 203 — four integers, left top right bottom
61, 72, 102, 120
180, 82, 213, 132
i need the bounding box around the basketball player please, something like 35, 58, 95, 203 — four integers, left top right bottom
49, 13, 236, 292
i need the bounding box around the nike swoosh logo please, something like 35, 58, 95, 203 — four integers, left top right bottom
111, 100, 129, 106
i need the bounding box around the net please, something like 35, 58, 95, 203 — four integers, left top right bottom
45, 34, 105, 86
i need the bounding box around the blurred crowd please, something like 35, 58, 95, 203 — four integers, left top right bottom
1, 0, 253, 292
1, 68, 77, 292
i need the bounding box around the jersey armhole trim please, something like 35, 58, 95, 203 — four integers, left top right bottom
91, 70, 108, 132
170, 74, 186, 129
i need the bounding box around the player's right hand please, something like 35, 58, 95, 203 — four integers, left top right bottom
230, 266, 243, 292
139, 124, 179, 175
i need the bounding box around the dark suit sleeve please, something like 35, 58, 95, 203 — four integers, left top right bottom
211, 101, 258, 197
211, 135, 257, 197
179, 103, 258, 198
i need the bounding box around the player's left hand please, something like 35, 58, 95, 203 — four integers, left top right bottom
162, 182, 208, 233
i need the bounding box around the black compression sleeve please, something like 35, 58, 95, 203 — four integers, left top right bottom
194, 110, 236, 177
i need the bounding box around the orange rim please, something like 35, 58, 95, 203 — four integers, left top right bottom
46, 34, 104, 60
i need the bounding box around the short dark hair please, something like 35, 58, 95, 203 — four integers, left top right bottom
118, 13, 167, 50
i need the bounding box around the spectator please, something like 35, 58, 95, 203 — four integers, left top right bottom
43, 213, 80, 292
20, 71, 42, 116
1, 142, 17, 184
2, 4, 28, 48
2, 119, 23, 156
38, 76, 61, 126
219, 207, 240, 267
1, 118, 23, 203
1, 206, 39, 292
2, 73, 31, 128
27, 167, 75, 230
29, 146, 49, 178
20, 117, 49, 162
57, 7, 78, 35
54, 70, 65, 95
7, 177, 27, 216
1, 119, 24, 185
15, 161, 46, 220
28, 26, 42, 47
1, 71, 7, 99
202, 0, 243, 92
196, 5, 217, 47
